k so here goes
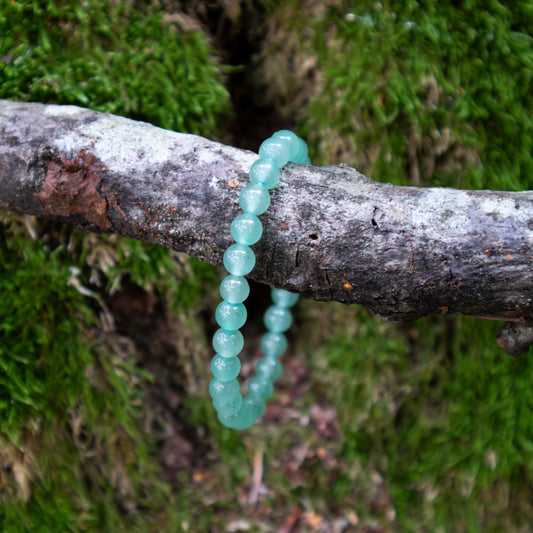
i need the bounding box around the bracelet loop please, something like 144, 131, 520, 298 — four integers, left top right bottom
210, 130, 310, 429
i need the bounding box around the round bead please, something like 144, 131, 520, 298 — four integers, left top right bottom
239, 184, 270, 215
212, 328, 244, 358
223, 244, 256, 276
244, 395, 266, 421
271, 288, 299, 308
260, 332, 288, 357
216, 301, 247, 330
218, 403, 256, 430
209, 378, 240, 403
273, 130, 300, 161
256, 356, 283, 381
292, 137, 309, 165
247, 375, 274, 401
230, 213, 263, 245
213, 393, 243, 417
264, 305, 293, 333
211, 354, 241, 382
258, 138, 290, 167
249, 158, 281, 189
219, 275, 250, 304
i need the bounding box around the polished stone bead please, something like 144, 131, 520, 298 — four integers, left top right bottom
244, 394, 266, 420
256, 356, 283, 381
219, 275, 250, 304
247, 375, 274, 400
271, 288, 299, 308
218, 402, 256, 430
292, 137, 309, 165
211, 354, 241, 382
260, 332, 288, 357
239, 184, 270, 215
230, 213, 263, 245
249, 158, 281, 189
212, 328, 244, 358
264, 305, 293, 333
209, 378, 240, 403
213, 392, 243, 416
273, 130, 300, 161
216, 301, 247, 330
223, 243, 256, 276
258, 138, 290, 167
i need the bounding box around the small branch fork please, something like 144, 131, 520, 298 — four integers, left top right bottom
1, 100, 533, 355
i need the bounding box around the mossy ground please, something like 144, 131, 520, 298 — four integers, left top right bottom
1, 0, 533, 531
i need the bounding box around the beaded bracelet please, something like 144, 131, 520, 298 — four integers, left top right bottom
210, 130, 310, 430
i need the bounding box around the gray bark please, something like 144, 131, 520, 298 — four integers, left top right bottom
1, 99, 532, 354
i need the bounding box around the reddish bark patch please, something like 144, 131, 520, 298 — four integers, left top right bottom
39, 149, 111, 230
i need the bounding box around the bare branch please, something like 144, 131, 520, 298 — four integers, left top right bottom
1, 100, 532, 353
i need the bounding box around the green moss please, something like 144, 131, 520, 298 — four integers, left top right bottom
107, 238, 218, 312
0, 0, 231, 134
314, 304, 533, 531
0, 224, 92, 438
0, 218, 160, 530
303, 1, 533, 190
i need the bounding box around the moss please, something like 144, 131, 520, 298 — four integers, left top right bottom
0, 217, 157, 531
310, 303, 533, 531
0, 0, 231, 134
0, 221, 93, 438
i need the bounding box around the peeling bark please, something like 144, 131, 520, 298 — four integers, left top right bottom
1, 100, 532, 354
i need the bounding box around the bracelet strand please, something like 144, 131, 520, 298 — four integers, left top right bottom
210, 130, 310, 430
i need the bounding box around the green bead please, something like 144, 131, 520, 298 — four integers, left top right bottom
247, 375, 274, 400
264, 305, 293, 333
249, 158, 281, 189
216, 301, 247, 330
223, 244, 256, 276
271, 288, 299, 308
209, 378, 240, 403
273, 130, 300, 161
244, 394, 266, 420
230, 213, 263, 245
292, 137, 309, 165
260, 332, 288, 357
219, 275, 250, 304
211, 354, 241, 382
213, 393, 243, 417
212, 328, 243, 357
256, 356, 283, 381
239, 184, 270, 215
259, 138, 290, 167
218, 403, 256, 430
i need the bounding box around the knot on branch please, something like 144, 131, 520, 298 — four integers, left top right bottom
496, 322, 533, 357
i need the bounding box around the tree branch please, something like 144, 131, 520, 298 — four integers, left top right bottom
1, 100, 532, 354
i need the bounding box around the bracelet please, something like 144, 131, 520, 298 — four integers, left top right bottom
210, 130, 310, 430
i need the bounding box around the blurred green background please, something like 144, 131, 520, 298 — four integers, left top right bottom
1, 1, 533, 531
